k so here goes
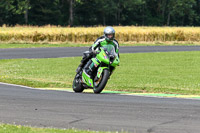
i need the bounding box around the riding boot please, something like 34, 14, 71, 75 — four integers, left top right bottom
76, 57, 90, 74
76, 62, 84, 73
76, 52, 93, 73
84, 60, 97, 78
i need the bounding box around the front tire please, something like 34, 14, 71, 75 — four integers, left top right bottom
72, 74, 84, 93
93, 69, 110, 94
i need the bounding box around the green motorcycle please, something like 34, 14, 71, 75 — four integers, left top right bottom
72, 44, 120, 94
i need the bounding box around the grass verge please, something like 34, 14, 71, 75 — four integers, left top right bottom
0, 43, 200, 49
0, 52, 200, 95
0, 43, 91, 49
0, 124, 116, 133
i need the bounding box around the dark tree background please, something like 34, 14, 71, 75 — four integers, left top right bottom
0, 0, 200, 26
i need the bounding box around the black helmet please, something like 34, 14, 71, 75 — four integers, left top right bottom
104, 26, 115, 41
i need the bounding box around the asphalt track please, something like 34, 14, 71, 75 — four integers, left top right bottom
1, 46, 200, 59
1, 46, 200, 133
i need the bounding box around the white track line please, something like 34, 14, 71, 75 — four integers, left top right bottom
0, 82, 73, 92
0, 82, 35, 89
1, 82, 200, 100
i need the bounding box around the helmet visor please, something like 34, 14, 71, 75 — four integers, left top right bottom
106, 33, 114, 40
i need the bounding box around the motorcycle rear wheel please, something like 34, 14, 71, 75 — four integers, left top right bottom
72, 74, 84, 93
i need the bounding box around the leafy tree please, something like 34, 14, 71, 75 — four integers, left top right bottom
28, 0, 61, 25
119, 0, 145, 25
0, 0, 31, 25
166, 0, 197, 25
0, 0, 200, 26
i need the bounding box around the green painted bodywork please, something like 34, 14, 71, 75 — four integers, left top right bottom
96, 47, 120, 67
82, 70, 94, 87
111, 56, 120, 67
96, 48, 109, 64
81, 44, 120, 88
91, 58, 100, 66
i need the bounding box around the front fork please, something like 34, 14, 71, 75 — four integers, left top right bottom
97, 67, 109, 78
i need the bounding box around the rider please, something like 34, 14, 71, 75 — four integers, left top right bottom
76, 26, 119, 77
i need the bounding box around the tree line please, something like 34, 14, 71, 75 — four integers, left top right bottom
0, 0, 200, 26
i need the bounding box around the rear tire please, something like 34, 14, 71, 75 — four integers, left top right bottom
93, 69, 110, 94
72, 74, 84, 93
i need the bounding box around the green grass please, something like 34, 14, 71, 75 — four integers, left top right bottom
1, 43, 200, 49
0, 43, 91, 49
0, 124, 116, 133
0, 51, 200, 95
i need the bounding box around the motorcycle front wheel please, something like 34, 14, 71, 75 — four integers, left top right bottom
93, 69, 110, 94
